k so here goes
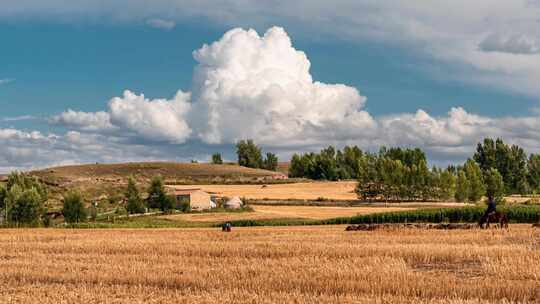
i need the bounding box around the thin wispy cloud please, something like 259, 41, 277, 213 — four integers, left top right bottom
0, 78, 15, 85
1, 115, 37, 122
146, 19, 176, 30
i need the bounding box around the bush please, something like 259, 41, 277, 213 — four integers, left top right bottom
147, 176, 166, 209
211, 153, 223, 165
161, 195, 176, 213
125, 177, 145, 214
1, 172, 48, 225
62, 190, 87, 224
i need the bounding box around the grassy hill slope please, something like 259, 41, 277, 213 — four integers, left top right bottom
28, 162, 289, 208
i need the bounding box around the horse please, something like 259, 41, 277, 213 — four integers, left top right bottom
479, 211, 509, 229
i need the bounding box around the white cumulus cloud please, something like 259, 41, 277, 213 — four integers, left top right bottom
53, 90, 192, 144
108, 90, 192, 143
190, 27, 372, 145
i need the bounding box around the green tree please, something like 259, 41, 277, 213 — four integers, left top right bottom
211, 153, 223, 164
0, 185, 6, 210
2, 172, 48, 225
147, 176, 166, 210
455, 170, 469, 202
236, 139, 263, 168
527, 154, 540, 193
474, 138, 528, 194
439, 169, 456, 200
263, 152, 278, 171
160, 195, 176, 213
464, 159, 485, 202
484, 168, 505, 202
62, 190, 87, 224
125, 177, 145, 214
8, 187, 44, 224
288, 154, 304, 178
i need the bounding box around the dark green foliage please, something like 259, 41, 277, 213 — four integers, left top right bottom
338, 205, 540, 225
161, 195, 176, 213
42, 211, 51, 227
147, 176, 166, 209
9, 187, 44, 224
382, 147, 427, 167
211, 153, 223, 164
484, 168, 505, 201
527, 154, 540, 193
125, 177, 145, 214
62, 190, 87, 224
236, 139, 263, 168
474, 138, 529, 194
220, 205, 540, 227
464, 159, 485, 202
0, 185, 6, 210
354, 149, 455, 202
1, 172, 48, 225
236, 139, 278, 171
439, 169, 456, 200
455, 170, 469, 202
263, 152, 278, 171
289, 145, 364, 180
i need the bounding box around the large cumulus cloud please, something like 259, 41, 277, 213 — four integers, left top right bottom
190, 27, 373, 145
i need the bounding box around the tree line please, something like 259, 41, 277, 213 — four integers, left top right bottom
211, 139, 279, 171
288, 138, 539, 202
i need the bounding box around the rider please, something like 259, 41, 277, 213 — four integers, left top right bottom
484, 195, 497, 217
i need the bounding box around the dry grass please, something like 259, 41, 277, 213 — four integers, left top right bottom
0, 226, 538, 303
32, 162, 284, 182
163, 205, 413, 222
173, 181, 359, 200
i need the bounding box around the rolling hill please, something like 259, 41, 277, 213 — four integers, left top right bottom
28, 162, 289, 206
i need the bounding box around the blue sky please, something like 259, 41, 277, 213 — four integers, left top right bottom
1, 1, 540, 171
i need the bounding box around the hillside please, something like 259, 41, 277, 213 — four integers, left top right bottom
28, 162, 288, 207
31, 162, 287, 185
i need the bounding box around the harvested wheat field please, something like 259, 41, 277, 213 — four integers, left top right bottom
173, 181, 358, 200
1, 226, 539, 303
163, 205, 413, 222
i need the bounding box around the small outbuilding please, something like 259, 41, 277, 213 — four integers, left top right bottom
172, 188, 214, 211
224, 196, 244, 209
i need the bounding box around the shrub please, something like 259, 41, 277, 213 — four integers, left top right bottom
62, 190, 87, 224
147, 176, 166, 210
211, 153, 223, 165
1, 172, 48, 225
125, 177, 145, 214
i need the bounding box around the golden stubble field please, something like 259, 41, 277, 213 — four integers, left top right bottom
1, 226, 539, 303
173, 181, 359, 200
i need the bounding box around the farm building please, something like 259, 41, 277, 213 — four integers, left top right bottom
224, 196, 243, 209
172, 188, 214, 211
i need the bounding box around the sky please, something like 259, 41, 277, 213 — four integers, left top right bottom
1, 0, 540, 172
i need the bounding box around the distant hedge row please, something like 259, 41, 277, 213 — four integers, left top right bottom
224, 205, 540, 227
320, 205, 540, 225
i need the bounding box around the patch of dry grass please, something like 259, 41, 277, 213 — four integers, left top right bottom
163, 205, 412, 222
173, 181, 359, 200
0, 226, 538, 303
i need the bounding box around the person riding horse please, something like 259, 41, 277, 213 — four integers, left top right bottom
484, 195, 497, 218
